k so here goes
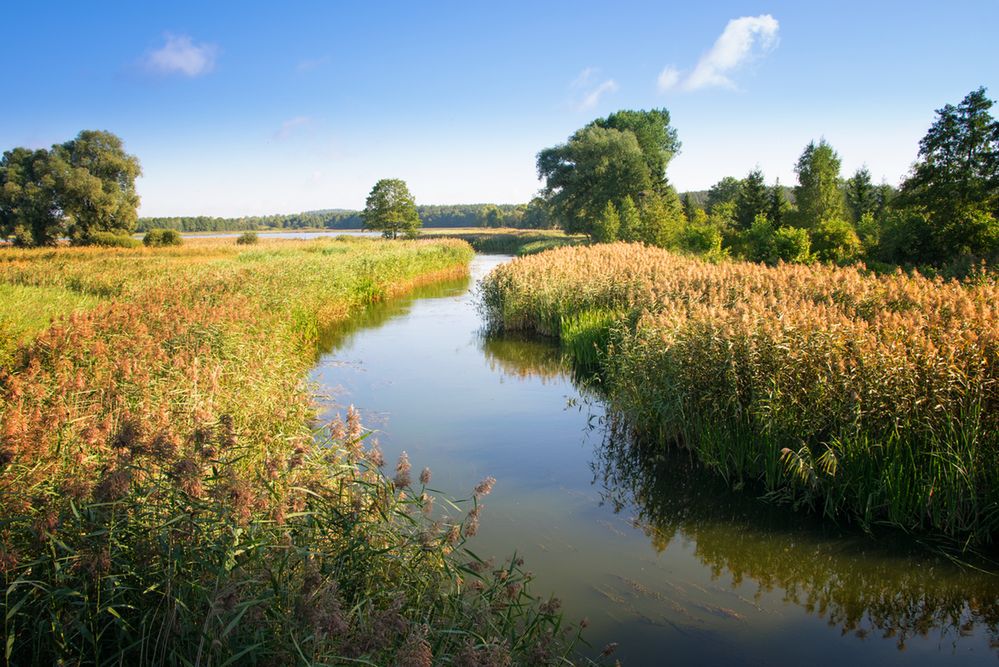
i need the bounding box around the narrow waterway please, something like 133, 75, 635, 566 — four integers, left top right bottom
310, 254, 999, 666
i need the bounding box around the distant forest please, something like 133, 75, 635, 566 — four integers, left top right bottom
137, 203, 537, 232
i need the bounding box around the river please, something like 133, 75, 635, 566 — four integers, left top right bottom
310, 254, 999, 666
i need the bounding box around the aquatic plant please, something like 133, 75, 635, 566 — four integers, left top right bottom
481, 243, 999, 545
0, 238, 593, 664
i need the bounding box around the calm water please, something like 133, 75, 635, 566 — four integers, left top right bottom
310, 255, 999, 666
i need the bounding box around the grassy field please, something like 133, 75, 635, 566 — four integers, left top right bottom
0, 237, 588, 665
481, 243, 999, 547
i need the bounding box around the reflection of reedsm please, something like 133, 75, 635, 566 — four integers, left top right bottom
592, 416, 999, 652
479, 335, 568, 384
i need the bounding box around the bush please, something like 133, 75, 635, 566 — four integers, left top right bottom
811, 218, 862, 263
10, 226, 35, 248
742, 215, 811, 264
679, 222, 725, 260
143, 228, 183, 247
236, 231, 259, 245
85, 231, 141, 248
772, 226, 812, 263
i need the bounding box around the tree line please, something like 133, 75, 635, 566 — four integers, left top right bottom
136, 203, 551, 233
535, 88, 999, 271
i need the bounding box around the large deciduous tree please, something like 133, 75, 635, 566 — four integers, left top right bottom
0, 130, 141, 246
537, 125, 652, 235
589, 108, 680, 188
0, 148, 61, 246
361, 178, 421, 239
536, 109, 679, 238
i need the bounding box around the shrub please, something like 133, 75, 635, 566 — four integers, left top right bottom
810, 217, 862, 263
85, 231, 141, 248
143, 228, 183, 247
236, 230, 259, 245
772, 226, 812, 263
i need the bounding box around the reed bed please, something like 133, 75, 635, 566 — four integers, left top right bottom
480, 243, 999, 545
0, 238, 587, 665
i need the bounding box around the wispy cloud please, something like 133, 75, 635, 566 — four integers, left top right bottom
274, 116, 313, 140
296, 56, 331, 73
656, 65, 682, 92
144, 33, 218, 77
570, 68, 618, 111
658, 15, 779, 92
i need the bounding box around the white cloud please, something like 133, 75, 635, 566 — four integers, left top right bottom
658, 15, 779, 93
145, 34, 218, 77
569, 68, 618, 111
274, 116, 313, 140
657, 65, 682, 92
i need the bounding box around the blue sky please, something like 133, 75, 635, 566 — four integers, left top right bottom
3, 1, 998, 217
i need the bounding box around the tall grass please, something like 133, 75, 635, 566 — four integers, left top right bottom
0, 238, 589, 665
480, 243, 999, 546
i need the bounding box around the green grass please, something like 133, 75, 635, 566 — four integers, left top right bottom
0, 238, 593, 665
0, 283, 99, 365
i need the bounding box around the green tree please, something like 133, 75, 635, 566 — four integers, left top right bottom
736, 168, 769, 229
480, 204, 502, 228
592, 201, 620, 243
637, 189, 684, 247
794, 139, 847, 228
810, 217, 862, 263
898, 87, 999, 259
706, 176, 742, 214
768, 180, 792, 227
361, 178, 421, 239
589, 108, 680, 189
54, 130, 142, 243
874, 182, 895, 220
1, 130, 141, 247
521, 197, 552, 229
0, 147, 61, 246
618, 195, 640, 242
537, 125, 652, 236
845, 167, 877, 222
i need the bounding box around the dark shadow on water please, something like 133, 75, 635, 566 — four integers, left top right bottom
591, 414, 999, 653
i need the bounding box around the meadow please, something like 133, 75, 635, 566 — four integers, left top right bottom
480, 243, 999, 546
0, 238, 586, 665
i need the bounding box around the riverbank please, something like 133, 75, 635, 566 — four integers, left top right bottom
480, 243, 999, 547
0, 238, 585, 665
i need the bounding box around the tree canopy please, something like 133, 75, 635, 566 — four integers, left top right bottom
361, 178, 421, 239
897, 87, 999, 259
0, 130, 140, 246
794, 139, 846, 227
537, 125, 652, 235
537, 109, 679, 237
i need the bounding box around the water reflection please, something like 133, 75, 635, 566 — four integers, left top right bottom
316, 273, 472, 355
591, 416, 999, 653
478, 334, 566, 383
312, 253, 999, 664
